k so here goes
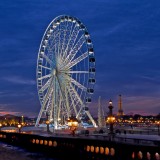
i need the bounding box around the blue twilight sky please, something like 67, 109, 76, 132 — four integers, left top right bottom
0, 0, 160, 117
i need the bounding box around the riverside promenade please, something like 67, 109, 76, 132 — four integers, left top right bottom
0, 129, 160, 160
0, 142, 58, 160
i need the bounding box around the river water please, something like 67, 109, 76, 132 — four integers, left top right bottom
0, 142, 59, 160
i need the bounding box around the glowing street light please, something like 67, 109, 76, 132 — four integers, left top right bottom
18, 124, 21, 133
157, 121, 160, 135
0, 123, 2, 131
107, 99, 115, 136
67, 115, 79, 136
46, 112, 51, 133
21, 115, 24, 126
46, 120, 50, 133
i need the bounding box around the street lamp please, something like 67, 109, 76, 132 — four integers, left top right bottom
107, 99, 115, 136
21, 115, 24, 126
18, 124, 21, 133
46, 112, 51, 133
67, 115, 79, 136
46, 120, 50, 133
157, 121, 160, 135
0, 123, 2, 131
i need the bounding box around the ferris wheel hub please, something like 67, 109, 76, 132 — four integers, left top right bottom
53, 69, 56, 76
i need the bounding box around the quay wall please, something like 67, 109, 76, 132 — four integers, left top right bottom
0, 131, 159, 160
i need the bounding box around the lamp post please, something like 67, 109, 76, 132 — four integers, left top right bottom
67, 115, 79, 136
46, 112, 50, 133
157, 121, 160, 135
0, 123, 2, 131
18, 124, 21, 133
21, 115, 24, 126
107, 99, 115, 136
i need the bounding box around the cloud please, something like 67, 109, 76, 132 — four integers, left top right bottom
0, 90, 35, 98
0, 111, 21, 116
0, 59, 35, 68
122, 95, 160, 115
140, 75, 160, 83
0, 103, 20, 115
1, 76, 36, 85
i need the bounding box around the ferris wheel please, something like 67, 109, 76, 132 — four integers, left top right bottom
35, 15, 96, 129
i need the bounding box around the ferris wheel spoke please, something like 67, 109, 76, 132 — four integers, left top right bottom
47, 31, 60, 51
53, 33, 60, 59
52, 27, 60, 62
42, 76, 54, 106
39, 78, 51, 92
63, 25, 80, 60
50, 84, 56, 121
57, 26, 63, 62
46, 41, 56, 54
53, 75, 60, 129
60, 101, 68, 118
41, 65, 51, 70
36, 78, 53, 126
68, 71, 89, 74
69, 84, 83, 118
58, 32, 65, 60
61, 22, 74, 60
57, 94, 63, 120
64, 51, 88, 69
51, 29, 60, 42
66, 75, 87, 91
58, 103, 67, 123
56, 75, 70, 115
69, 83, 83, 105
38, 74, 51, 80
59, 22, 69, 59
64, 85, 71, 117
66, 85, 78, 115
42, 54, 53, 65
66, 35, 86, 62
70, 86, 83, 118
71, 79, 87, 91
58, 73, 71, 117
45, 92, 52, 111
39, 88, 53, 120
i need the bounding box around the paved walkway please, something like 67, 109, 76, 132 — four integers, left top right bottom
116, 133, 160, 141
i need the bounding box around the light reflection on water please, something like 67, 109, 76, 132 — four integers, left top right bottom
0, 142, 60, 160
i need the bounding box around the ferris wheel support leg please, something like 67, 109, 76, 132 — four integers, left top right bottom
35, 108, 44, 127
53, 77, 58, 131
76, 105, 83, 119
85, 111, 98, 128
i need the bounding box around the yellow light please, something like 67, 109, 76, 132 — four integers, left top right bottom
18, 124, 21, 128
72, 121, 78, 127
67, 116, 79, 128
109, 100, 112, 106
107, 116, 115, 123
68, 122, 72, 127
46, 120, 50, 125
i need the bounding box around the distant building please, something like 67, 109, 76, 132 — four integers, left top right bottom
117, 94, 124, 116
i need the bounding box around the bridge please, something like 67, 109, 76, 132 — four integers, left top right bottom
0, 130, 159, 160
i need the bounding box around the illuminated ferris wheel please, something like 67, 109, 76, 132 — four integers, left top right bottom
35, 15, 96, 129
